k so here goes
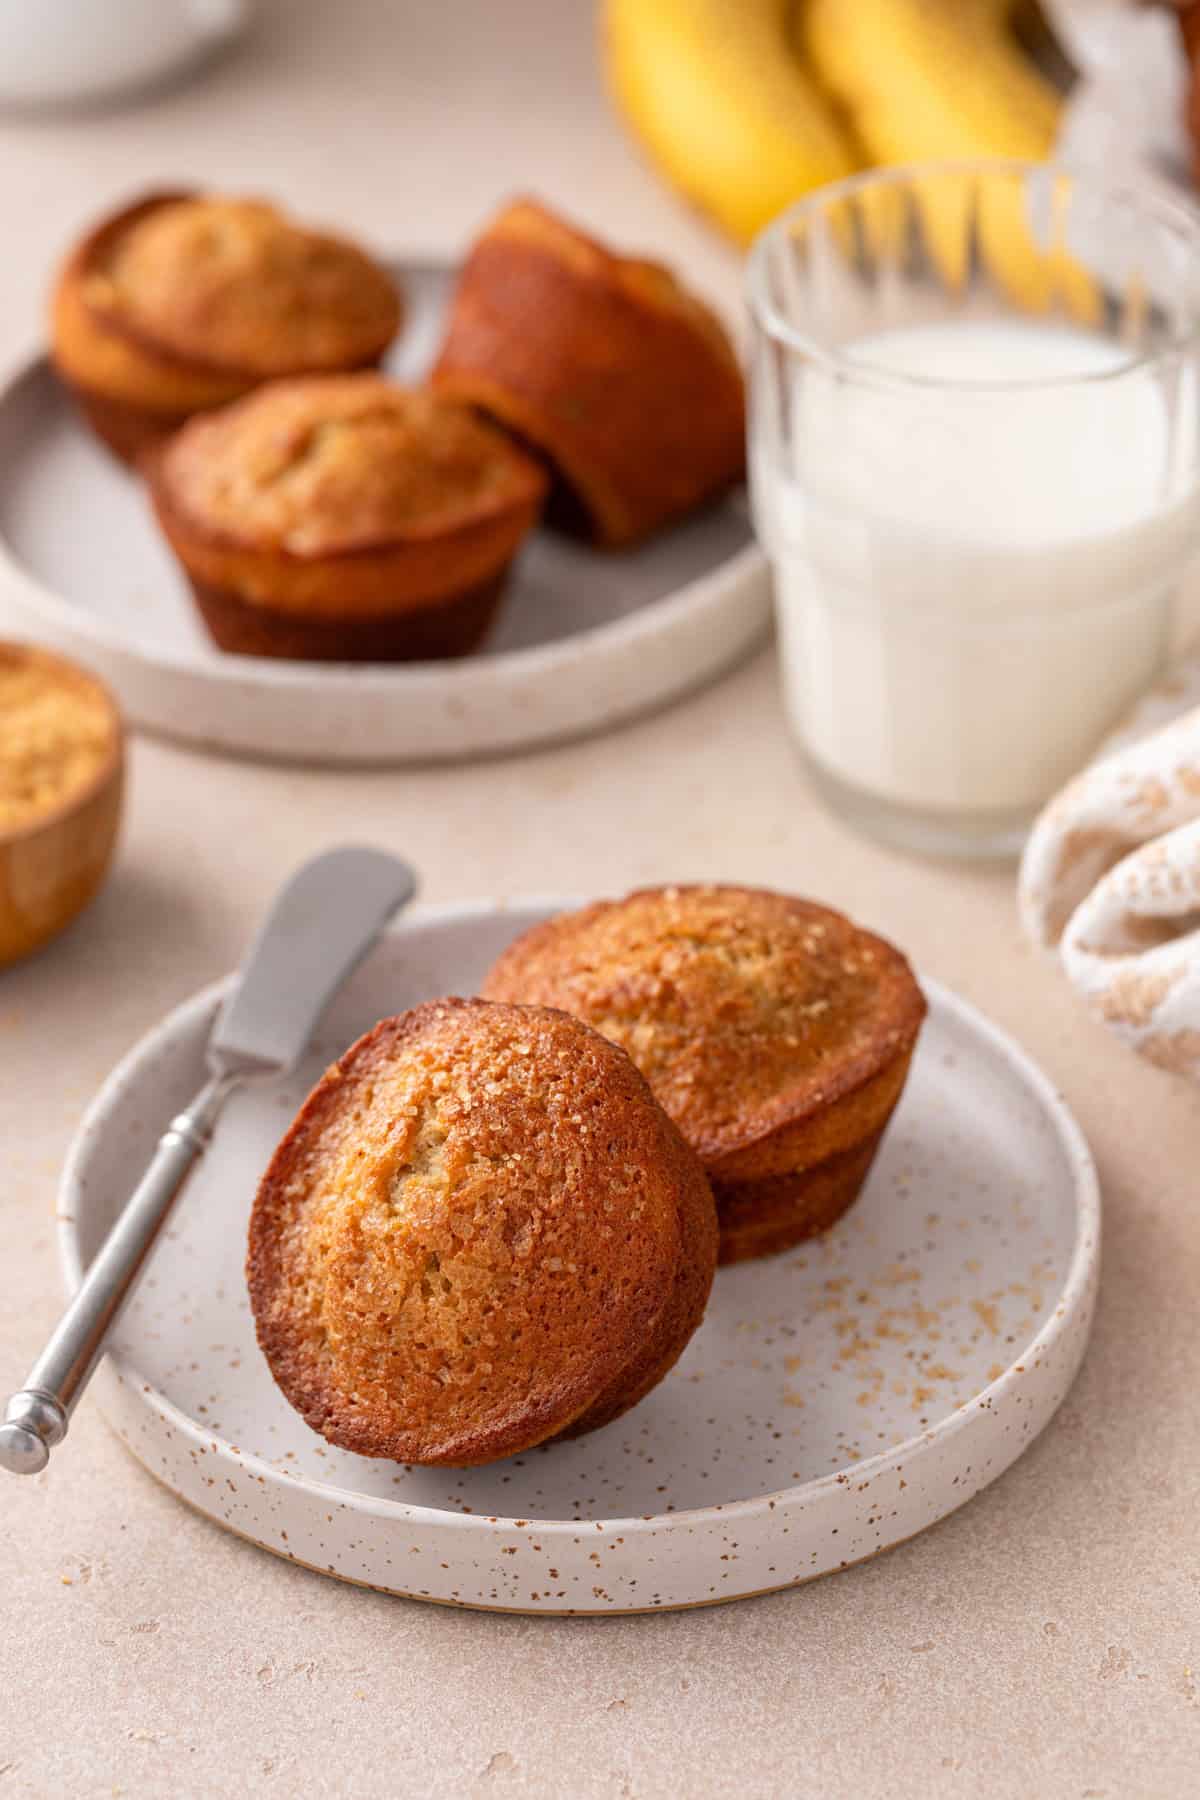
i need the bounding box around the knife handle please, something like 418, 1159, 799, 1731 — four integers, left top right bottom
0, 1077, 230, 1475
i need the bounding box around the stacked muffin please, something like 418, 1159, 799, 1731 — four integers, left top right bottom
248, 887, 924, 1467
51, 190, 746, 662
483, 886, 926, 1264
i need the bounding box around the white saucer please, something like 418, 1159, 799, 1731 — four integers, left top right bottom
59, 901, 1099, 1614
0, 265, 768, 764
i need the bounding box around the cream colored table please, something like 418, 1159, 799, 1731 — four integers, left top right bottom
1, 5, 1198, 1795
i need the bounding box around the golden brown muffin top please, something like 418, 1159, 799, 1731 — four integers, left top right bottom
153, 375, 547, 556
0, 645, 119, 832
487, 198, 740, 372
80, 194, 401, 376
482, 886, 926, 1162
248, 998, 706, 1465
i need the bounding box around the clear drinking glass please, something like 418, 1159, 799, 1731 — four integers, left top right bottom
747, 160, 1200, 858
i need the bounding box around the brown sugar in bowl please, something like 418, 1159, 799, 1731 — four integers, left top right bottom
247, 997, 718, 1465
0, 641, 123, 967
432, 197, 746, 548
145, 375, 548, 662
50, 190, 403, 463
481, 885, 927, 1264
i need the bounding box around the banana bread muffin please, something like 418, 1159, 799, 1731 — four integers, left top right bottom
247, 998, 718, 1465
432, 198, 746, 547
482, 886, 926, 1263
51, 191, 402, 461
147, 375, 547, 660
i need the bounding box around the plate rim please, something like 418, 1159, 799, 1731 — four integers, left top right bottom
57, 896, 1102, 1540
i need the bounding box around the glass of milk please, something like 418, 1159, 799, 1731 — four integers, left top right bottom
747, 160, 1200, 857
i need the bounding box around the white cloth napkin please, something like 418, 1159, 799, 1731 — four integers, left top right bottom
1048, 0, 1191, 185
1019, 652, 1200, 1076
1018, 5, 1200, 1075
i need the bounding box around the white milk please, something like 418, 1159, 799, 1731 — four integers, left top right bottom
761, 319, 1200, 818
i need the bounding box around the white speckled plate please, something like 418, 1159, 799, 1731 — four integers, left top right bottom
0, 264, 768, 764
58, 901, 1099, 1614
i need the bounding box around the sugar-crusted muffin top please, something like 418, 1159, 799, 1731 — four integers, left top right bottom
82, 195, 401, 376
248, 998, 703, 1464
154, 375, 547, 556
0, 647, 118, 831
482, 886, 926, 1159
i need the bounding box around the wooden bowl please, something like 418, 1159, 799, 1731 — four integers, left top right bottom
0, 641, 123, 968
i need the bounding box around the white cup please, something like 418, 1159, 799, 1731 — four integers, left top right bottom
0, 0, 249, 108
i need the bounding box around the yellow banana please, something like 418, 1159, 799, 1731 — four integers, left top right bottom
602, 0, 859, 245
803, 0, 1094, 318
605, 0, 1091, 319
803, 0, 1059, 168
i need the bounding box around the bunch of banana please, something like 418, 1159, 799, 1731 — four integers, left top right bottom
605, 0, 1091, 316
603, 0, 858, 244
603, 0, 1064, 244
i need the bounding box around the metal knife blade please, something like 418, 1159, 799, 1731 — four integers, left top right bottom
209, 845, 418, 1078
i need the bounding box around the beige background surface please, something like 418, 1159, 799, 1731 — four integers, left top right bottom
1, 4, 1198, 1795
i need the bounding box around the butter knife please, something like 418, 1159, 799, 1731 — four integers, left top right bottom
0, 844, 417, 1475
